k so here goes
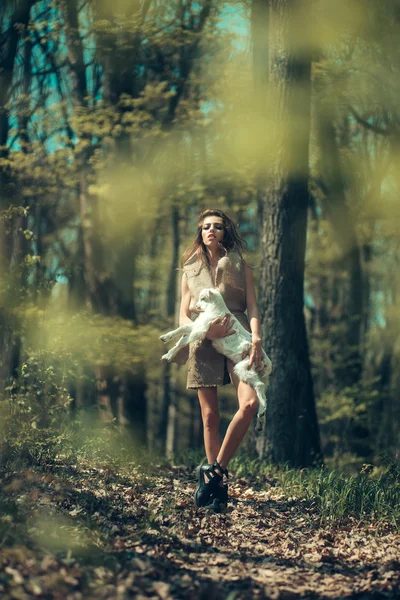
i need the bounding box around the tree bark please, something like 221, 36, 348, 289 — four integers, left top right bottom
257, 0, 322, 467
166, 204, 180, 317
158, 202, 181, 454
61, 0, 88, 106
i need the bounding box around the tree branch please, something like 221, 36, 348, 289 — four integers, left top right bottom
347, 105, 394, 137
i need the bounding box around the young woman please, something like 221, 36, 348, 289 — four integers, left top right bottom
176, 208, 265, 513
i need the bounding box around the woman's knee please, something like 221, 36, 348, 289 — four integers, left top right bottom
239, 395, 259, 417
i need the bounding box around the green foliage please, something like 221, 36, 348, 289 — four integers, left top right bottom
0, 350, 73, 466
317, 377, 381, 459
20, 302, 162, 371
61, 412, 153, 472
228, 453, 400, 527
2, 0, 400, 472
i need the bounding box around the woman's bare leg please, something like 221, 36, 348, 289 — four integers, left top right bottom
216, 362, 258, 470
197, 387, 221, 464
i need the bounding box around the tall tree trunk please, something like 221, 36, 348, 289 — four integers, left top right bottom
159, 360, 173, 453
166, 205, 180, 317
158, 203, 181, 454
257, 0, 322, 467
62, 0, 88, 107
61, 0, 109, 312
79, 168, 103, 311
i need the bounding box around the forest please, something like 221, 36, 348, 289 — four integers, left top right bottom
1, 1, 400, 599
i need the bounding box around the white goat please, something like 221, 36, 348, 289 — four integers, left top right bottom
160, 288, 272, 431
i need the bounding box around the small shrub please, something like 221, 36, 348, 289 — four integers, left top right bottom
0, 350, 73, 467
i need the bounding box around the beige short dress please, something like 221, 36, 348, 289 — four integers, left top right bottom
172, 250, 251, 389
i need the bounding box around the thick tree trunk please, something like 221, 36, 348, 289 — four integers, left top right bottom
257, 0, 322, 467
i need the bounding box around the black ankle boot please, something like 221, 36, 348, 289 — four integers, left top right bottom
204, 483, 229, 513
194, 460, 229, 508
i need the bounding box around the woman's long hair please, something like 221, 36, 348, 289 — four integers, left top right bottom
180, 208, 247, 268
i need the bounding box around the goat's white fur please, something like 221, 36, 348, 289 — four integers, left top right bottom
160, 288, 272, 431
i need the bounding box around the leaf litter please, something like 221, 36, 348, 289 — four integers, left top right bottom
0, 460, 399, 599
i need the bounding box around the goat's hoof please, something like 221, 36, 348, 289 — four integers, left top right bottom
161, 354, 170, 361
160, 334, 168, 342
255, 412, 266, 432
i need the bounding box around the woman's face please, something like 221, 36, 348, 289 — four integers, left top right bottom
201, 215, 225, 249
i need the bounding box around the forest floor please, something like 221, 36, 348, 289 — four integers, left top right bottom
0, 458, 400, 600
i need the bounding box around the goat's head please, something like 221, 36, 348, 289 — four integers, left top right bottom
195, 288, 224, 312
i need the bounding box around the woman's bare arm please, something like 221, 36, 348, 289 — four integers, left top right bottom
243, 262, 263, 370
179, 273, 193, 326
244, 263, 262, 339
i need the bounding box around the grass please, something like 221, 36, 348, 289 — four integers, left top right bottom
226, 454, 400, 528
2, 414, 400, 530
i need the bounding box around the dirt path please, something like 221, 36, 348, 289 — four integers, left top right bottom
1, 462, 399, 599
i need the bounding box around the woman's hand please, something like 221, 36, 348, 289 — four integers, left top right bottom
206, 314, 235, 340
242, 336, 264, 371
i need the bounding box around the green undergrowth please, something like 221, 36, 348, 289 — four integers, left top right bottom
225, 454, 400, 529
168, 449, 400, 528
2, 413, 400, 530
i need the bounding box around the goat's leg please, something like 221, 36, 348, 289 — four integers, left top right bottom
233, 361, 267, 430
161, 321, 209, 361
254, 382, 267, 414
254, 411, 266, 432
186, 323, 209, 345
160, 323, 192, 343
233, 367, 266, 411
161, 334, 190, 361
